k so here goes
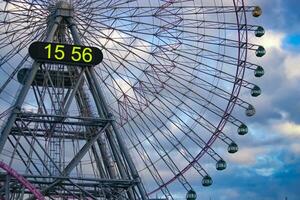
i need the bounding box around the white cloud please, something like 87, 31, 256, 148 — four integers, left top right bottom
255, 167, 276, 176
273, 121, 300, 137
252, 30, 285, 50
226, 147, 267, 165
283, 54, 300, 81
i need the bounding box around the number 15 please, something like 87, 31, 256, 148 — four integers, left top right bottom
45, 44, 65, 60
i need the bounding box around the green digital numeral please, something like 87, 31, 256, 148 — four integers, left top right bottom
82, 48, 92, 63
45, 44, 93, 63
54, 45, 65, 60
72, 47, 93, 63
45, 44, 52, 59
45, 44, 65, 60
71, 46, 82, 61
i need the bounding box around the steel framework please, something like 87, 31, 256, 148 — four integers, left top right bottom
0, 1, 146, 199
0, 0, 265, 199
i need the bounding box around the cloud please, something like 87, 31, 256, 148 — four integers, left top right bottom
218, 189, 240, 200
253, 30, 285, 50
188, 0, 300, 199
290, 143, 300, 154
226, 147, 267, 165
273, 121, 300, 137
1, 1, 300, 199
251, 0, 300, 33
283, 54, 300, 81
255, 167, 276, 177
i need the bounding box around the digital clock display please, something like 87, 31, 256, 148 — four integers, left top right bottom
29, 42, 103, 66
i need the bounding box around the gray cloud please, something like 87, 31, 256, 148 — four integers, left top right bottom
249, 0, 300, 33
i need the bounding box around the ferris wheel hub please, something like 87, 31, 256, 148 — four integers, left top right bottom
0, 0, 264, 198
51, 1, 73, 17
55, 1, 72, 9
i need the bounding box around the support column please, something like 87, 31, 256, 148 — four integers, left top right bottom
67, 17, 147, 200
0, 16, 63, 153
5, 175, 10, 200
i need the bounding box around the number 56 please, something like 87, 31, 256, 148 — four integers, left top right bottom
71, 47, 93, 63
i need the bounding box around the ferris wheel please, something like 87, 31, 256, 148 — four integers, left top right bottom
0, 0, 265, 199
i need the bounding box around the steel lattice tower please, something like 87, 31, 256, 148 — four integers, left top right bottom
0, 1, 147, 199
0, 0, 265, 199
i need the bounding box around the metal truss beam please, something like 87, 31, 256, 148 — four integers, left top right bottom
0, 16, 63, 153
1, 4, 147, 200
68, 17, 147, 200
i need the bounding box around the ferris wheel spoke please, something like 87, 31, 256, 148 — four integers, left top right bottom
0, 29, 43, 54
76, 8, 262, 66
0, 11, 43, 20
122, 94, 213, 189
0, 28, 46, 65
85, 28, 251, 112
83, 37, 257, 83
128, 110, 210, 180
108, 70, 237, 162
83, 12, 258, 34
123, 110, 195, 193
112, 70, 223, 162
4, 0, 46, 8
86, 6, 254, 18
0, 0, 264, 198
75, 19, 240, 86
147, 92, 222, 160
86, 33, 251, 129
122, 124, 174, 197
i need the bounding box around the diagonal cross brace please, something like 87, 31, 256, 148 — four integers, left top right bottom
25, 122, 110, 200
0, 16, 63, 153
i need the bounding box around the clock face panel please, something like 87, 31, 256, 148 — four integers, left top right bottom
29, 42, 103, 66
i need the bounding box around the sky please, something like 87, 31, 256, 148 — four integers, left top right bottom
196, 0, 300, 199
0, 1, 300, 200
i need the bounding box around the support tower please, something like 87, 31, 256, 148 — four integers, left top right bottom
0, 1, 147, 199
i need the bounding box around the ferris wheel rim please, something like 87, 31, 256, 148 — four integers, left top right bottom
0, 161, 45, 200
147, 0, 248, 194
0, 0, 264, 198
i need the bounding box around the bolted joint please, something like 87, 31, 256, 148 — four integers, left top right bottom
133, 175, 142, 181
12, 106, 21, 114
107, 113, 114, 118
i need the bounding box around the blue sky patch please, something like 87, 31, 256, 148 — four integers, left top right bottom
283, 34, 300, 49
